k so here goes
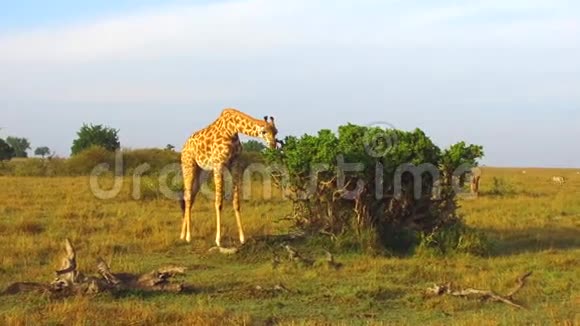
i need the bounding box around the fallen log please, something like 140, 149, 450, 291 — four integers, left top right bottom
1, 239, 189, 298
426, 272, 532, 310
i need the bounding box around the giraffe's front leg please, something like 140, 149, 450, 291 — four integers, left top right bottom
181, 188, 193, 243
180, 198, 189, 241
233, 187, 245, 245
232, 164, 245, 245
213, 166, 224, 247
182, 189, 195, 243
181, 163, 200, 243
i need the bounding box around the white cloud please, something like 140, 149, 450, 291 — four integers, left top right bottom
0, 0, 578, 103
397, 0, 563, 27
1, 0, 577, 64
0, 0, 283, 63
0, 0, 358, 65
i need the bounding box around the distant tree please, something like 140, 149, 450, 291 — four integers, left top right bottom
0, 138, 15, 161
71, 124, 120, 155
165, 144, 176, 151
439, 141, 484, 186
34, 146, 51, 158
242, 140, 266, 152
6, 136, 31, 158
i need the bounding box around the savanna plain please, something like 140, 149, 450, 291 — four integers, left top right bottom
0, 167, 578, 325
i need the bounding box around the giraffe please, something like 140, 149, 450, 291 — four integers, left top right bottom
180, 108, 278, 247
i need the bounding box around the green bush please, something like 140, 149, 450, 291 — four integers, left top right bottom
43, 158, 68, 177
416, 223, 491, 256
0, 157, 70, 177
11, 158, 46, 176
66, 146, 115, 176
130, 166, 184, 201
123, 148, 180, 175
487, 177, 516, 196
0, 160, 13, 175
242, 140, 266, 152
264, 123, 486, 255
135, 176, 163, 201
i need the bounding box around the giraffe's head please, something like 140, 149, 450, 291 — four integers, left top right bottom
260, 116, 279, 149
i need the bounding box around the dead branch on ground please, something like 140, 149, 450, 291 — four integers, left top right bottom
426, 272, 532, 310
1, 239, 189, 298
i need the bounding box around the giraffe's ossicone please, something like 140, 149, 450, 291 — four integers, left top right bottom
180, 108, 279, 247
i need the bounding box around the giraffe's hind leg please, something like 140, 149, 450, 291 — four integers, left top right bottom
181, 161, 201, 243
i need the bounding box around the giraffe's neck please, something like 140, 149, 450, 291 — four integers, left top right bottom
219, 109, 266, 138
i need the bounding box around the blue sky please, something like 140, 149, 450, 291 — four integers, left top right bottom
0, 0, 579, 167
0, 1, 222, 29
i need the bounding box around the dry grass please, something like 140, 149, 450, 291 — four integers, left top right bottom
0, 167, 579, 325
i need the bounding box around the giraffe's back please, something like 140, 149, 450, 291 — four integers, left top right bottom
181, 129, 242, 171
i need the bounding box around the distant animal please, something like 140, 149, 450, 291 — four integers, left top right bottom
551, 176, 566, 185
470, 167, 482, 197
522, 170, 527, 174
